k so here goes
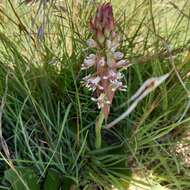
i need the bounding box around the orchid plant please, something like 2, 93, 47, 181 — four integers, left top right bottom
81, 3, 128, 148
81, 2, 169, 149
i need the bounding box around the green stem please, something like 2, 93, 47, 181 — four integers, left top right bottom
95, 110, 105, 149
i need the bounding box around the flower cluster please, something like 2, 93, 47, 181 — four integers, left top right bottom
81, 3, 129, 119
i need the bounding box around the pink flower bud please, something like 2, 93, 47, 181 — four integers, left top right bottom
90, 3, 115, 40
96, 30, 105, 44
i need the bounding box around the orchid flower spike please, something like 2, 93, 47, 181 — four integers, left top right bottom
81, 2, 129, 120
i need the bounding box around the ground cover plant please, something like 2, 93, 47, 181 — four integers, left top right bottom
0, 0, 190, 189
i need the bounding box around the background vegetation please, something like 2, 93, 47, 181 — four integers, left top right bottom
0, 0, 190, 189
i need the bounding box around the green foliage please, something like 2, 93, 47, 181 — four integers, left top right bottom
3, 167, 77, 190
0, 0, 190, 189
4, 168, 40, 190
44, 169, 61, 190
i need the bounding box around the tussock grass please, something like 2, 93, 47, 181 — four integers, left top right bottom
0, 0, 190, 189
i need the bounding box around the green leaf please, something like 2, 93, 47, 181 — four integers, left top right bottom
4, 167, 40, 190
44, 169, 61, 190
62, 177, 76, 190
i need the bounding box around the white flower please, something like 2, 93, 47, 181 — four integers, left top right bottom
83, 76, 101, 91
82, 74, 92, 80
86, 39, 97, 48
108, 70, 123, 80
115, 72, 124, 80
108, 70, 117, 78
111, 35, 121, 52
113, 52, 124, 60
110, 79, 127, 92
81, 54, 96, 70
110, 80, 122, 91
118, 85, 127, 91
98, 57, 105, 66
106, 37, 121, 53
91, 93, 111, 109
89, 76, 101, 84
116, 59, 128, 67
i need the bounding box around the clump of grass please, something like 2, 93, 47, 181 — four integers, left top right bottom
0, 0, 190, 189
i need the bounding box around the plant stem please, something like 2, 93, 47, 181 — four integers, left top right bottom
95, 110, 105, 149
